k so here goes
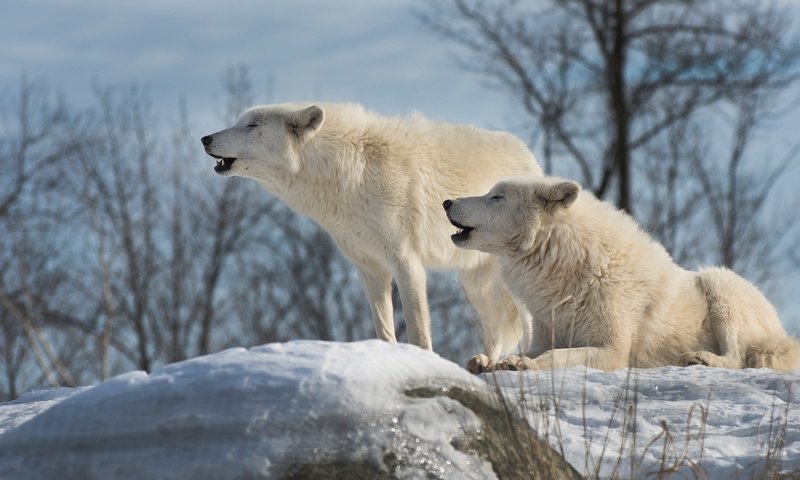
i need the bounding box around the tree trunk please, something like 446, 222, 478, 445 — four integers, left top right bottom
609, 0, 631, 213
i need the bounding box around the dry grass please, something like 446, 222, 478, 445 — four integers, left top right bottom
482, 366, 797, 480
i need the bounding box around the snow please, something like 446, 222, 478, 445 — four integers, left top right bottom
490, 366, 800, 478
1, 340, 799, 479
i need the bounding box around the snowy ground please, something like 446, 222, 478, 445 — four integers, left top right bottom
0, 340, 798, 479
490, 365, 800, 478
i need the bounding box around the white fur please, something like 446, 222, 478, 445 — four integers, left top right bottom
202, 102, 541, 363
445, 175, 800, 371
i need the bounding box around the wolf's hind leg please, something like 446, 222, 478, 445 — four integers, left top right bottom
393, 256, 432, 350
356, 261, 396, 343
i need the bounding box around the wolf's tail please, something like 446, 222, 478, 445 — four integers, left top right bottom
746, 337, 800, 371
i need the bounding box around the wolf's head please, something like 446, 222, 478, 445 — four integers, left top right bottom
442, 175, 580, 256
201, 104, 324, 178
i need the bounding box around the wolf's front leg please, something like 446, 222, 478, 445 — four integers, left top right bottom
393, 257, 432, 350
356, 262, 396, 343
459, 262, 527, 373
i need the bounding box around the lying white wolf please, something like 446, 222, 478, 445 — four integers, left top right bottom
444, 175, 800, 371
202, 103, 541, 366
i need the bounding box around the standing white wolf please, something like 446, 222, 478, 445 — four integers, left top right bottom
202, 103, 541, 367
444, 175, 800, 371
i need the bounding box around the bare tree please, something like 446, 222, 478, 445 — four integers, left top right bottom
420, 0, 800, 213
0, 76, 69, 218
637, 115, 706, 264
691, 95, 800, 281
187, 65, 278, 356
0, 76, 80, 399
64, 74, 278, 371
238, 206, 373, 343
67, 85, 162, 372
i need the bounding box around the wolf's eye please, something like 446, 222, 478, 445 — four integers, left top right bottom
246, 123, 258, 129
491, 195, 505, 201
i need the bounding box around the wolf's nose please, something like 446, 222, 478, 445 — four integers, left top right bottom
201, 135, 213, 146
443, 199, 453, 211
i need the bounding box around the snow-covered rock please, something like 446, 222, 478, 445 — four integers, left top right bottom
0, 340, 573, 479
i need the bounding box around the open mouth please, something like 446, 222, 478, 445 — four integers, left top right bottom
449, 219, 474, 243
209, 154, 236, 174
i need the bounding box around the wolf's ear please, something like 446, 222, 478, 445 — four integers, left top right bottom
288, 105, 324, 140
543, 181, 580, 209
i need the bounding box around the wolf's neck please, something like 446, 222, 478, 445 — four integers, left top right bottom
256, 134, 367, 228
510, 222, 596, 287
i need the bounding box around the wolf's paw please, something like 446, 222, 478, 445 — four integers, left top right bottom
494, 355, 535, 371
466, 354, 493, 374
679, 351, 711, 367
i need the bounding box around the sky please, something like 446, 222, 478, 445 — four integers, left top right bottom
0, 0, 515, 136
1, 0, 799, 327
